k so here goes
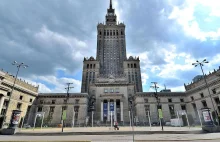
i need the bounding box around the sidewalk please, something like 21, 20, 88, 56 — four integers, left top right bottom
16, 126, 203, 135
1, 133, 220, 142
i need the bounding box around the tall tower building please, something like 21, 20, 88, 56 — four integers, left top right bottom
97, 0, 126, 76
81, 0, 142, 94
81, 1, 143, 123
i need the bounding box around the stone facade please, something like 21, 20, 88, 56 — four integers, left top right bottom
134, 92, 186, 123
28, 93, 88, 127
0, 70, 38, 128
184, 67, 220, 123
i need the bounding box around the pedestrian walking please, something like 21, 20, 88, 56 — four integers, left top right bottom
114, 121, 119, 130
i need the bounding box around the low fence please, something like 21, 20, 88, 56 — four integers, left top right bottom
19, 108, 217, 129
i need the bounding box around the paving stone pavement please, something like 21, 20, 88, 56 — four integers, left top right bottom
18, 126, 202, 133
0, 133, 220, 142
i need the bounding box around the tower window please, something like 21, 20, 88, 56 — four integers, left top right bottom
40, 100, 43, 104
181, 105, 186, 110
134, 63, 137, 68
144, 99, 148, 103
128, 64, 130, 68
212, 88, 216, 94
121, 31, 123, 35
90, 64, 92, 69
17, 103, 22, 110
131, 64, 133, 68
214, 97, 220, 104
200, 93, 204, 98
20, 95, 23, 100
104, 88, 108, 93
87, 64, 89, 69
168, 98, 172, 103
52, 100, 56, 104
7, 92, 11, 96
99, 31, 101, 35
202, 100, 208, 107
38, 107, 43, 112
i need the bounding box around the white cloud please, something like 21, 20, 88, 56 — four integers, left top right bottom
141, 73, 149, 85
170, 85, 185, 92
26, 75, 82, 93
35, 25, 87, 50
168, 0, 220, 41
38, 83, 52, 93
157, 53, 195, 79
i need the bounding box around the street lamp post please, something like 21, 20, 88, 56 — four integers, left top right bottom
128, 96, 135, 142
150, 82, 164, 131
1, 61, 28, 128
61, 83, 74, 132
192, 59, 219, 126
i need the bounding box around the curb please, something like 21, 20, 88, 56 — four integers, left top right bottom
14, 130, 203, 136
0, 141, 91, 142
135, 138, 220, 142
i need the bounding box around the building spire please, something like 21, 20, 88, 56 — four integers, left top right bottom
110, 0, 112, 9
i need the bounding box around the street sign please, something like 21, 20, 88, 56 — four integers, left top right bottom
158, 109, 163, 118
62, 110, 67, 120
110, 103, 114, 111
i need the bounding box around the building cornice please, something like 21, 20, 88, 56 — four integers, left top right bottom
0, 85, 10, 92
100, 93, 124, 97
185, 79, 220, 95
94, 82, 134, 87
38, 93, 89, 98
135, 92, 186, 98
2, 81, 38, 96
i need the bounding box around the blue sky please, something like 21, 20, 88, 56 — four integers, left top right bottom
0, 0, 220, 93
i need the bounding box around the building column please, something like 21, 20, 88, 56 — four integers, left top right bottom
0, 96, 5, 115
120, 101, 123, 121
114, 100, 116, 121
101, 101, 103, 121
107, 100, 110, 121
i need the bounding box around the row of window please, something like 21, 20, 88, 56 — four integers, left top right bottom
39, 99, 80, 104
192, 97, 220, 107
99, 36, 124, 39
127, 63, 137, 68
99, 30, 124, 36
144, 98, 184, 103
191, 89, 217, 101
104, 88, 120, 93
37, 106, 80, 113
192, 100, 220, 112
7, 93, 33, 103
144, 104, 186, 119
86, 64, 96, 69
